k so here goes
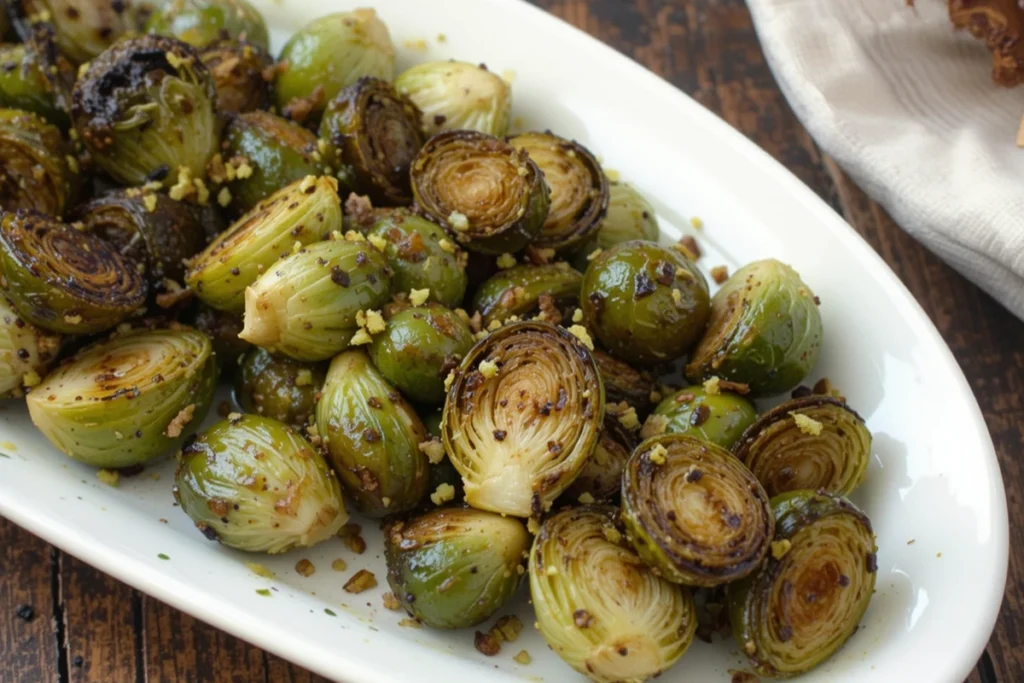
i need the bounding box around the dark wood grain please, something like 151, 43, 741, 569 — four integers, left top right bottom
0, 0, 1020, 681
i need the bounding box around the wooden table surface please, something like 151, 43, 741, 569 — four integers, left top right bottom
2, 0, 1022, 681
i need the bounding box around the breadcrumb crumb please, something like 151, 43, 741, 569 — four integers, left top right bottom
96, 469, 119, 487
567, 325, 594, 350
430, 482, 456, 506
791, 412, 823, 436
496, 253, 517, 269
409, 288, 430, 306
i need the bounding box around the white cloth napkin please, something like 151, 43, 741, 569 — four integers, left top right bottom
746, 0, 1024, 319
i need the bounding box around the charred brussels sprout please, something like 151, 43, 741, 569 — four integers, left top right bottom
240, 238, 392, 362
368, 304, 474, 406
0, 211, 145, 334
561, 415, 635, 504
0, 109, 75, 216
734, 395, 871, 498
728, 491, 877, 677
648, 384, 757, 449
185, 175, 341, 313
686, 259, 822, 397
471, 263, 582, 328
234, 347, 325, 430
442, 321, 603, 517
10, 0, 135, 64
509, 132, 608, 252
174, 414, 346, 553
72, 35, 220, 188
191, 302, 249, 363
384, 508, 529, 629
315, 350, 430, 516
27, 326, 217, 468
581, 240, 710, 365
395, 60, 512, 137
274, 10, 395, 122
530, 506, 697, 683
0, 294, 59, 398
144, 0, 269, 51
199, 40, 270, 114
591, 349, 655, 417
622, 434, 774, 587
319, 78, 423, 206
411, 130, 549, 255
0, 43, 72, 129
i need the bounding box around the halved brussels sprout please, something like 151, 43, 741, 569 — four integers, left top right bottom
0, 294, 60, 398
728, 491, 877, 677
274, 10, 395, 122
366, 209, 468, 308
561, 414, 636, 504
27, 325, 217, 468
144, 0, 269, 51
185, 175, 341, 313
509, 132, 608, 252
0, 109, 75, 216
72, 35, 220, 188
190, 302, 249, 365
686, 259, 822, 397
622, 434, 774, 587
471, 263, 582, 327
649, 384, 757, 449
734, 395, 871, 498
442, 321, 603, 517
384, 507, 529, 629
395, 60, 512, 137
0, 43, 72, 129
234, 347, 325, 430
0, 211, 145, 334
410, 130, 550, 255
319, 78, 423, 206
368, 304, 474, 406
581, 240, 710, 365
530, 506, 697, 683
199, 40, 270, 115
10, 0, 135, 64
240, 238, 392, 362
174, 413, 346, 553
591, 350, 655, 417
315, 350, 430, 517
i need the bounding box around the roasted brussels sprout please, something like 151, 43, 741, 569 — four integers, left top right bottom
509, 132, 608, 252
0, 109, 75, 216
315, 350, 430, 516
734, 395, 871, 498
10, 0, 135, 64
240, 238, 392, 362
686, 259, 822, 397
366, 210, 468, 308
319, 78, 423, 206
0, 294, 59, 398
234, 347, 325, 430
648, 384, 757, 449
0, 43, 72, 129
561, 414, 635, 504
621, 434, 774, 587
191, 302, 249, 363
199, 40, 270, 114
384, 507, 529, 629
410, 130, 550, 255
591, 349, 655, 417
27, 326, 217, 468
274, 9, 395, 122
471, 263, 582, 327
185, 175, 341, 313
0, 211, 145, 334
442, 321, 603, 517
72, 35, 220, 189
395, 60, 512, 137
581, 240, 710, 365
530, 506, 697, 683
594, 181, 659, 248
144, 0, 269, 51
728, 491, 877, 677
174, 413, 347, 553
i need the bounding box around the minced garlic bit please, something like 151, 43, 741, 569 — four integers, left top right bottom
363, 309, 386, 334
571, 308, 583, 323
349, 328, 373, 346
343, 569, 377, 593
295, 559, 316, 577
577, 492, 595, 504
648, 443, 668, 465
690, 216, 704, 230
409, 288, 430, 306
246, 562, 276, 578
344, 230, 367, 243
617, 405, 640, 431
567, 324, 594, 350
771, 539, 792, 560
640, 414, 669, 439
64, 314, 83, 325
96, 469, 119, 487
495, 252, 517, 269
486, 319, 503, 332
331, 558, 347, 572
602, 524, 622, 544
295, 369, 313, 387
235, 161, 253, 178
791, 412, 823, 436
22, 370, 41, 388
430, 482, 456, 506
586, 248, 602, 261
399, 618, 423, 629
438, 238, 457, 254
703, 376, 721, 395
479, 359, 500, 379
164, 403, 196, 438
143, 193, 158, 213
513, 650, 532, 665
448, 211, 470, 231
367, 234, 389, 252
382, 592, 402, 611
418, 438, 445, 464
217, 186, 232, 208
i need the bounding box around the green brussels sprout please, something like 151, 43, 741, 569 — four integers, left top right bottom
190, 302, 249, 365
685, 259, 823, 397
240, 238, 392, 362
471, 263, 582, 328
581, 240, 710, 366
411, 130, 550, 255
10, 0, 135, 64
199, 40, 270, 115
274, 9, 395, 123
734, 395, 871, 498
319, 78, 423, 206
368, 304, 474, 406
72, 35, 220, 189
366, 210, 468, 308
621, 434, 774, 587
560, 414, 635, 504
27, 325, 217, 468
0, 109, 75, 216
315, 349, 430, 516
185, 175, 341, 313
594, 181, 659, 248
509, 132, 609, 252
728, 491, 877, 678
0, 294, 60, 398
174, 413, 347, 553
648, 384, 757, 449
442, 321, 603, 517
0, 211, 145, 334
591, 349, 655, 417
395, 60, 512, 137
234, 347, 325, 430
530, 506, 697, 683
384, 507, 529, 629
144, 0, 269, 51
0, 43, 73, 129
